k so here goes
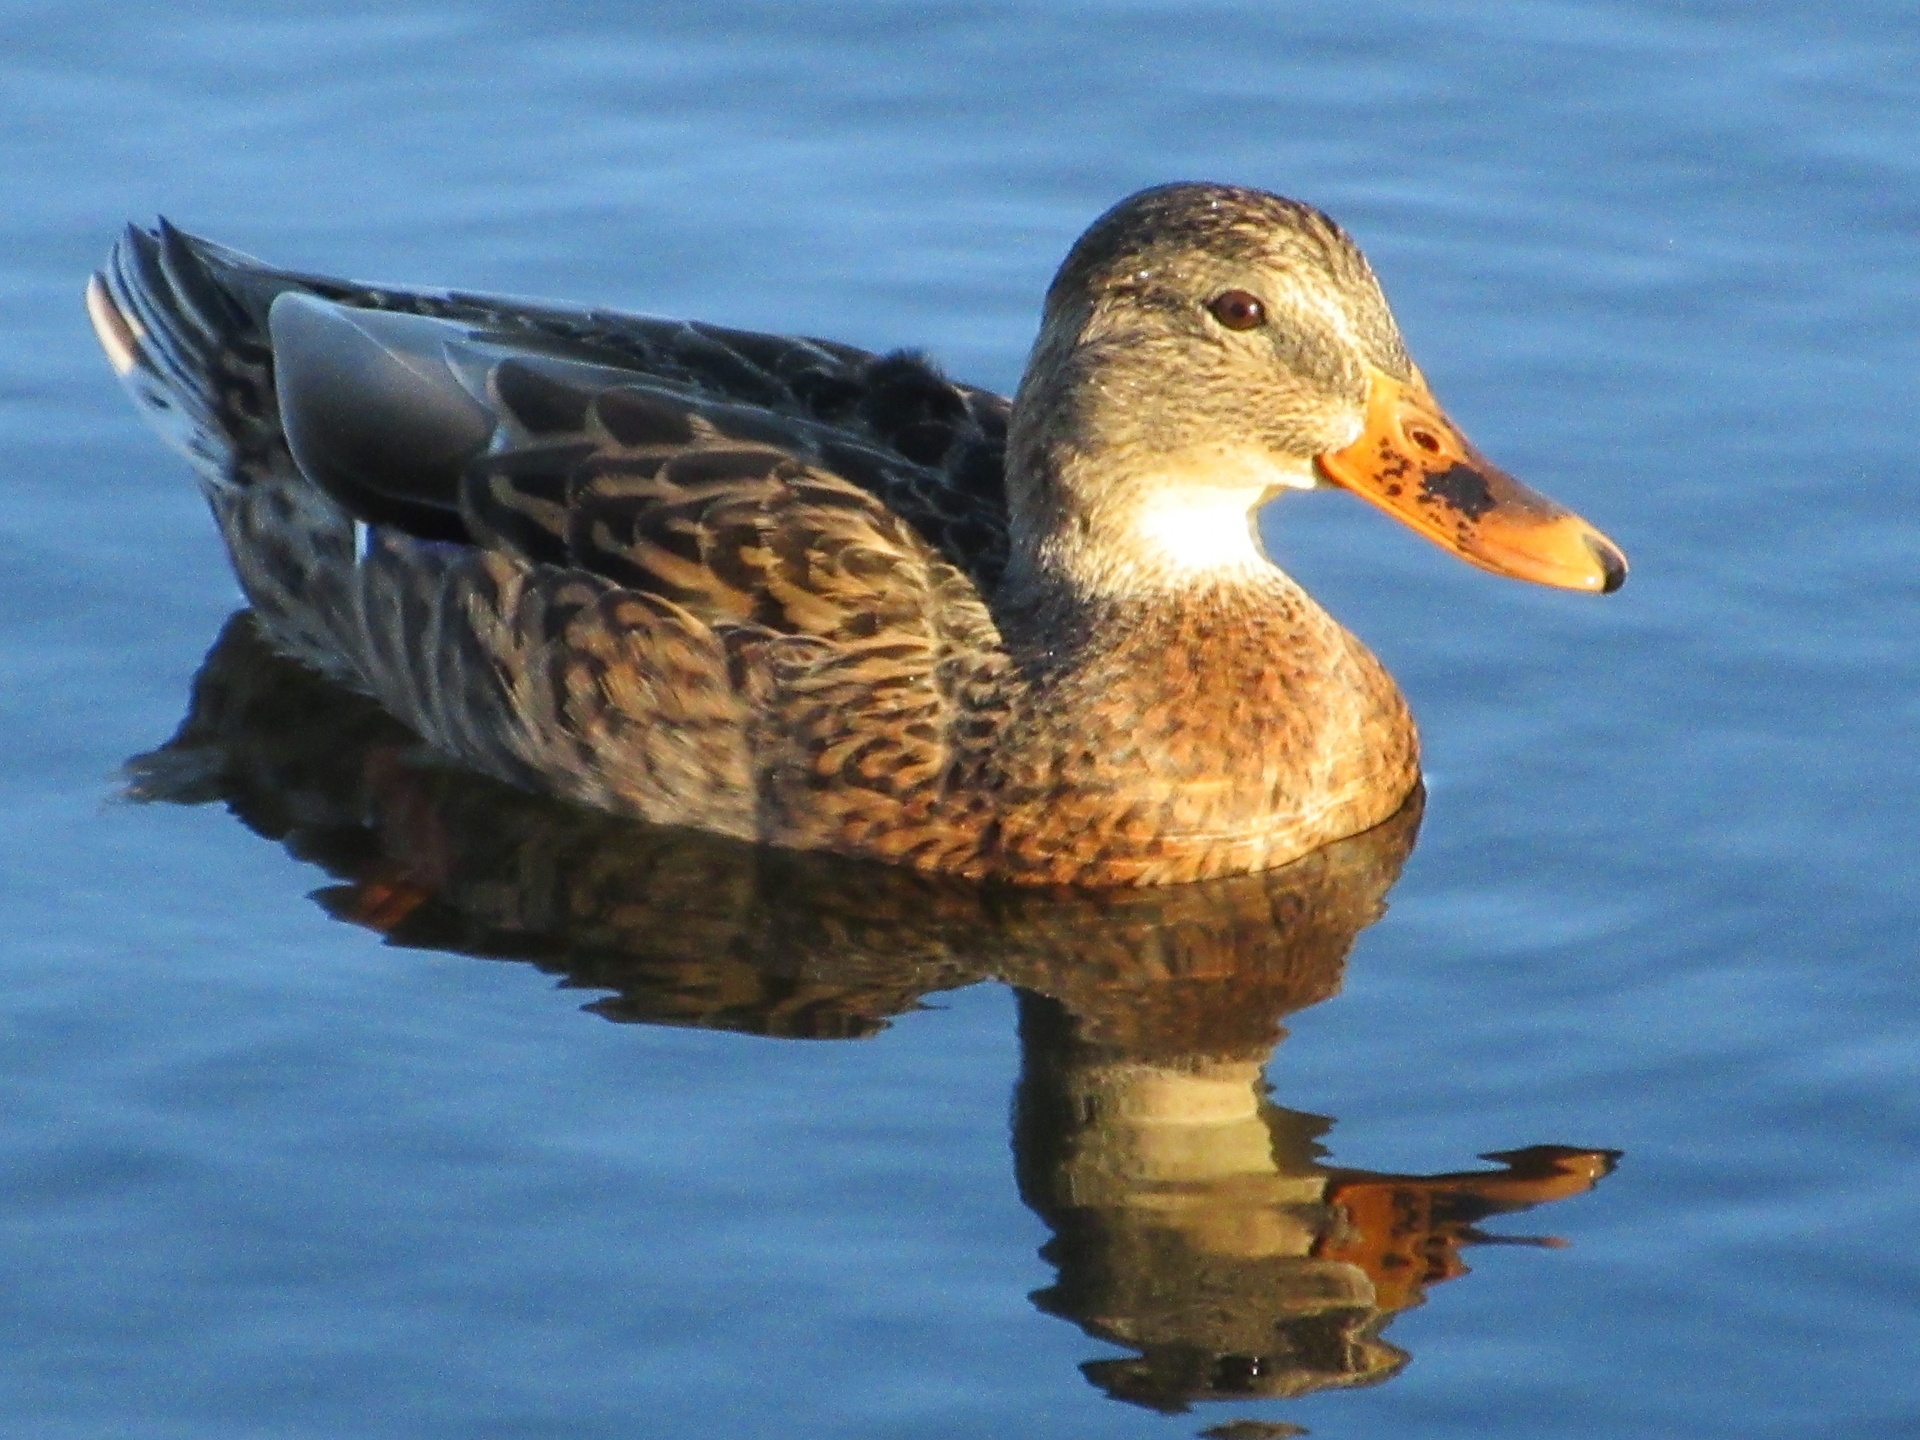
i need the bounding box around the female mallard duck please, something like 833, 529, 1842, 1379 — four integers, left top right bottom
88, 183, 1624, 887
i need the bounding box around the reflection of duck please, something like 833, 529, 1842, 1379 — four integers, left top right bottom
92, 184, 1624, 886
132, 615, 1620, 1417
1016, 987, 1616, 1411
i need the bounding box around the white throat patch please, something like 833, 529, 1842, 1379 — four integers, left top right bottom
1127, 452, 1321, 576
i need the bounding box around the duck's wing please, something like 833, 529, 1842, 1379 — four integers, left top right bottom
91, 223, 1011, 849
92, 222, 1013, 595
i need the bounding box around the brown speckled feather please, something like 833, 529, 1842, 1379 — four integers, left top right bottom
89, 188, 1456, 886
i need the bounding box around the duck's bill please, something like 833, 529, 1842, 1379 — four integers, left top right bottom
1316, 366, 1627, 594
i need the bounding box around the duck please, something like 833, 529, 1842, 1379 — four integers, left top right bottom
86, 182, 1624, 887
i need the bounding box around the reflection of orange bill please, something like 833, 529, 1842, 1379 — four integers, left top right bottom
1314, 1146, 1620, 1314
1317, 365, 1627, 594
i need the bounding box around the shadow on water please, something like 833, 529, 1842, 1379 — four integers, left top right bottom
130, 613, 1619, 1422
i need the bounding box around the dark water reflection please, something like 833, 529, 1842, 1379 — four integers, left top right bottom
131, 614, 1616, 1417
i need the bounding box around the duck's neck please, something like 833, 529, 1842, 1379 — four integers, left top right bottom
989, 435, 1419, 845
989, 452, 1348, 736
993, 533, 1330, 695
995, 442, 1308, 624
980, 525, 1417, 883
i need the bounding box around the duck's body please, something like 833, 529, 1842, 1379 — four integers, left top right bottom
88, 184, 1621, 886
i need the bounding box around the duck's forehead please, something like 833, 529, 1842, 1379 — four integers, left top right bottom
1051, 184, 1361, 302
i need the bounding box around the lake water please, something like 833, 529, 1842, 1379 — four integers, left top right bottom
4, 1, 1918, 1435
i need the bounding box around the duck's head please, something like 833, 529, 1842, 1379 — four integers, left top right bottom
1005, 183, 1625, 597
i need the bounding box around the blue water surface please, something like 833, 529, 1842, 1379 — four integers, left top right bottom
2, 1, 1918, 1436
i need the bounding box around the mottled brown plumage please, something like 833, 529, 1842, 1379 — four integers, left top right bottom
88, 184, 1620, 886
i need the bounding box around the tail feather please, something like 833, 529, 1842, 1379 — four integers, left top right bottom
87, 222, 540, 777
152, 217, 256, 347
88, 221, 297, 488
90, 225, 375, 681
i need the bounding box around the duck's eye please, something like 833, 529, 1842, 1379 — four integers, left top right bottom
1206, 290, 1267, 331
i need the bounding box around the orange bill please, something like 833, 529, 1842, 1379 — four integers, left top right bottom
1316, 365, 1627, 593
